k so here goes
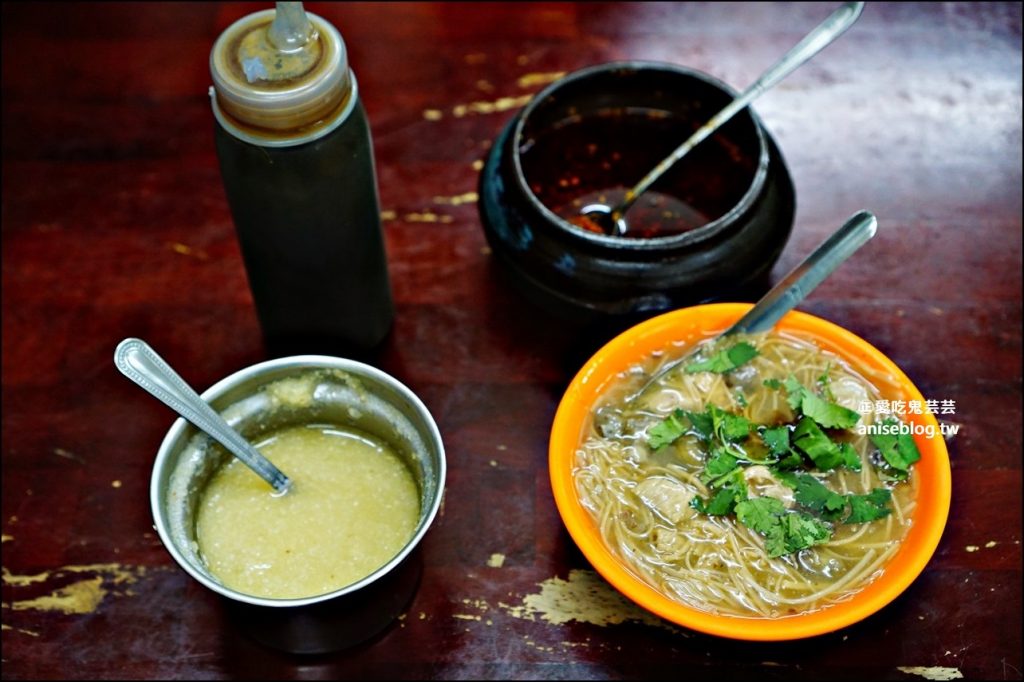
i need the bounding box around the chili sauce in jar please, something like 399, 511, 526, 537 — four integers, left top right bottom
518, 107, 756, 239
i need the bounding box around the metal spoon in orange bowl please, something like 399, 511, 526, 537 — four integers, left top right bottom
635, 209, 877, 395
582, 2, 865, 237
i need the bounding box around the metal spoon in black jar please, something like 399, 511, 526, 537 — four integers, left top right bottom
581, 2, 865, 237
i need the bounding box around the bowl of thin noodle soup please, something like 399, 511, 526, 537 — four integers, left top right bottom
549, 303, 951, 640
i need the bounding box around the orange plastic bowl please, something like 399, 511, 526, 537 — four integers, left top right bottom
549, 303, 951, 640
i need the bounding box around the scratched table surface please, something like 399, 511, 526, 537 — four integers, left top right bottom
2, 2, 1021, 679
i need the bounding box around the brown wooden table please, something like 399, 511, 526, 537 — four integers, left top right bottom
3, 2, 1021, 679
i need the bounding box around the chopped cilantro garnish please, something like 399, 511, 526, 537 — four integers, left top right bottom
778, 375, 860, 429
686, 410, 714, 441
779, 512, 833, 555
844, 488, 892, 524
760, 425, 791, 456
684, 342, 759, 374
735, 497, 832, 558
647, 409, 712, 449
650, 405, 749, 448
774, 451, 806, 470
702, 448, 740, 482
817, 363, 837, 402
735, 496, 785, 534
763, 378, 783, 390
647, 410, 688, 450
838, 442, 862, 471
783, 376, 807, 412
789, 473, 847, 521
780, 473, 890, 524
792, 417, 844, 470
773, 469, 799, 488
706, 463, 746, 489
709, 404, 751, 443
690, 481, 747, 516
869, 418, 922, 476
735, 391, 748, 408
800, 391, 861, 429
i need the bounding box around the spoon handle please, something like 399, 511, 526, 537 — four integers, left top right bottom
114, 338, 291, 493
745, 1, 864, 98
616, 2, 865, 219
725, 210, 877, 335
631, 210, 877, 399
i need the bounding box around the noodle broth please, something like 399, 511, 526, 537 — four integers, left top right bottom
573, 331, 919, 618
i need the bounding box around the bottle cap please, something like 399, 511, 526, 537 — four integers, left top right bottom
210, 4, 352, 142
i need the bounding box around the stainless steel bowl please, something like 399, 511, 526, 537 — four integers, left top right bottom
150, 355, 446, 653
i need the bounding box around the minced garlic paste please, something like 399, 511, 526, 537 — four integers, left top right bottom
195, 424, 419, 599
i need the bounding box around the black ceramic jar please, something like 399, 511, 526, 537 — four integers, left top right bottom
478, 61, 795, 321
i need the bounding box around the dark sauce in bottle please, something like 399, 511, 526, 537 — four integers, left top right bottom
213, 101, 392, 357
518, 108, 756, 239
210, 7, 393, 359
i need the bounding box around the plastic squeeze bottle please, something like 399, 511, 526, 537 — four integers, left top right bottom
209, 2, 393, 356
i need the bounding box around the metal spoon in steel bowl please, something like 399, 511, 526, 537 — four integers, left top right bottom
581, 2, 865, 237
114, 338, 292, 494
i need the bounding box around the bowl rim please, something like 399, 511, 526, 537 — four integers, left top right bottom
510, 60, 772, 251
549, 303, 952, 640
150, 354, 447, 608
